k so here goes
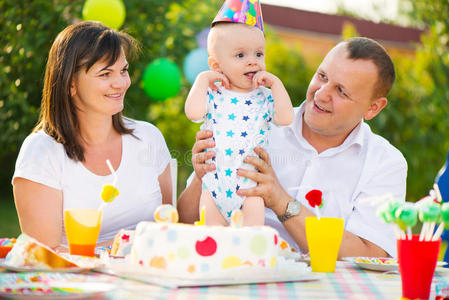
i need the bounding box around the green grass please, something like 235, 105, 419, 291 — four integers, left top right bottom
0, 194, 21, 238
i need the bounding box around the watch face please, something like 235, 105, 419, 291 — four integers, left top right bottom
287, 201, 301, 215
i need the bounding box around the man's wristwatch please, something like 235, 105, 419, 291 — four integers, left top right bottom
277, 199, 301, 222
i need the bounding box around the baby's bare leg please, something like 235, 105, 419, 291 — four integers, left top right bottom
200, 190, 227, 226
241, 196, 265, 226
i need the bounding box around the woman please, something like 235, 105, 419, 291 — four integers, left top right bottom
12, 21, 172, 249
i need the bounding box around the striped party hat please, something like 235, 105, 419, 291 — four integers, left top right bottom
212, 0, 264, 33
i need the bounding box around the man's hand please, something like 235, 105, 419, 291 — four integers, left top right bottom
191, 130, 216, 180
236, 146, 291, 215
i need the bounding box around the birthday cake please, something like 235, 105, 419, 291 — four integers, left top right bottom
130, 221, 280, 277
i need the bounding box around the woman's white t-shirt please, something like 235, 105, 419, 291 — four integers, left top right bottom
12, 119, 171, 244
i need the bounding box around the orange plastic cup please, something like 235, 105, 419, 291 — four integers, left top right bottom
397, 235, 440, 299
64, 209, 102, 257
305, 217, 344, 272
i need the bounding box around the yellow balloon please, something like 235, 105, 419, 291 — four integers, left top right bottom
82, 0, 126, 30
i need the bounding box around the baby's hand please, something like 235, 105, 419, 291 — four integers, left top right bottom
197, 71, 230, 91
252, 71, 280, 89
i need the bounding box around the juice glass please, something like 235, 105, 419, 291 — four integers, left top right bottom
64, 209, 102, 257
397, 235, 440, 299
305, 217, 344, 272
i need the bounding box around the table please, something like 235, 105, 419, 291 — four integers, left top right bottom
1, 262, 449, 299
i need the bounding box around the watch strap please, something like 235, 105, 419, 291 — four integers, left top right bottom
277, 199, 301, 223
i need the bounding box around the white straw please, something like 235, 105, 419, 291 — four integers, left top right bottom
98, 160, 118, 211
426, 222, 436, 241
106, 159, 117, 186
433, 223, 445, 241
315, 206, 320, 220
433, 183, 443, 203
407, 227, 412, 240
98, 202, 106, 211
419, 222, 427, 241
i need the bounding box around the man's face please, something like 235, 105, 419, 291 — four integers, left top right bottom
303, 44, 379, 140
210, 24, 266, 93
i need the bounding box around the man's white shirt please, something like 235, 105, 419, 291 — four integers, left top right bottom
265, 102, 407, 257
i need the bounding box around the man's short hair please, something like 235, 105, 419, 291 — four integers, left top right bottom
344, 37, 395, 98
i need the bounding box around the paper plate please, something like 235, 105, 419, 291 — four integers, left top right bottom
343, 256, 447, 272
0, 281, 115, 299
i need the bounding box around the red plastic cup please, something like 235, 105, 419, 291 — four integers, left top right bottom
397, 234, 441, 300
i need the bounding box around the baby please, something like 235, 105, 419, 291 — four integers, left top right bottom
185, 3, 294, 226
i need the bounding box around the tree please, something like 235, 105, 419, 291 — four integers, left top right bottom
0, 0, 219, 191
370, 0, 449, 200
0, 0, 311, 195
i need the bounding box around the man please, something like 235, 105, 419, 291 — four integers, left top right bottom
178, 37, 407, 258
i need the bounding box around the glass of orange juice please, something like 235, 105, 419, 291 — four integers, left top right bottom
64, 209, 102, 257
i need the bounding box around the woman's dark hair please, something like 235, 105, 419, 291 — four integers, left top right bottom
344, 37, 395, 98
34, 21, 139, 161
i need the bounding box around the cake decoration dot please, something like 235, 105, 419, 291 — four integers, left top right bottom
250, 235, 267, 256
222, 256, 242, 269
166, 230, 178, 242
195, 236, 217, 257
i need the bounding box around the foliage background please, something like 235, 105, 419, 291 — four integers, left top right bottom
0, 0, 448, 236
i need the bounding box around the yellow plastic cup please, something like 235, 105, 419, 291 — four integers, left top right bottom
64, 209, 102, 257
305, 216, 344, 272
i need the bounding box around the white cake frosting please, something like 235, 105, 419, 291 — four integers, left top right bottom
130, 221, 280, 277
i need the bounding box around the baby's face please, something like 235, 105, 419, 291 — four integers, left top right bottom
210, 24, 266, 93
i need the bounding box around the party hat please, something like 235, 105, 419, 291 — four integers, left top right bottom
212, 0, 264, 33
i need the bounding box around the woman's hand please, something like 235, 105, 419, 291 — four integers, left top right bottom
236, 146, 291, 215
191, 130, 216, 180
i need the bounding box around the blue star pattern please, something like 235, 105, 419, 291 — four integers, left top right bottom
201, 86, 275, 222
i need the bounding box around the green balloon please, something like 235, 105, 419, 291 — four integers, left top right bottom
82, 0, 126, 30
142, 58, 181, 101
